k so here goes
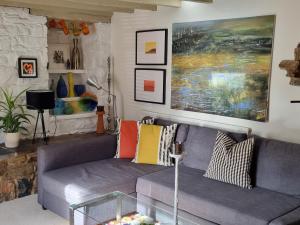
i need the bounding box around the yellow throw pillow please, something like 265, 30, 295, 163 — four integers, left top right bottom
134, 123, 177, 166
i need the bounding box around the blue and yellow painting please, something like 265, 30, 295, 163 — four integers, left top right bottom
171, 15, 275, 121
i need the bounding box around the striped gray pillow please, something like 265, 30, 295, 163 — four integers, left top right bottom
204, 131, 254, 189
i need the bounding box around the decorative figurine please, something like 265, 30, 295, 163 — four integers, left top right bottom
279, 43, 300, 86
66, 59, 71, 69
96, 106, 105, 134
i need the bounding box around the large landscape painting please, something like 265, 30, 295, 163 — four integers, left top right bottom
171, 15, 275, 121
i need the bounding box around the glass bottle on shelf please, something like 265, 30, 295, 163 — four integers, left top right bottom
67, 72, 75, 97
71, 38, 81, 69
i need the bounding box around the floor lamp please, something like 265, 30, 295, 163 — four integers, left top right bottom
86, 77, 117, 132
170, 142, 183, 225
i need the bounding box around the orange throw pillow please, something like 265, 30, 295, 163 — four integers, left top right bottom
117, 120, 138, 158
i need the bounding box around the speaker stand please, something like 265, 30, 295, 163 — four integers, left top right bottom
32, 109, 48, 144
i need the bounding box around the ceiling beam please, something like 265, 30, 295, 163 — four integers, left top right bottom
117, 0, 181, 7
30, 9, 111, 23
0, 0, 134, 14
0, 0, 213, 24
64, 0, 157, 11
183, 0, 213, 3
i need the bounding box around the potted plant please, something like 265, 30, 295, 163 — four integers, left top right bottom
0, 89, 33, 148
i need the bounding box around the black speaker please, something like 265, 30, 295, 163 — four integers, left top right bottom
26, 90, 55, 144
26, 90, 55, 110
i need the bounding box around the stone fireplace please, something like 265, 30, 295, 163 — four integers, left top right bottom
0, 144, 37, 202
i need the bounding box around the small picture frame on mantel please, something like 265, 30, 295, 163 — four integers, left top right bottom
48, 44, 70, 70
134, 68, 166, 104
18, 57, 38, 78
136, 29, 168, 65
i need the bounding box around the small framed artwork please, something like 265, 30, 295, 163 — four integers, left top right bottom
136, 29, 168, 65
48, 44, 70, 70
134, 68, 166, 104
18, 58, 38, 78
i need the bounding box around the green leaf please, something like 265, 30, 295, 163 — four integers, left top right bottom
0, 88, 32, 132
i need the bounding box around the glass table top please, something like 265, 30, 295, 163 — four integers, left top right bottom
70, 191, 197, 225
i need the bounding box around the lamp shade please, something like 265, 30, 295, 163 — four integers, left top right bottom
26, 90, 55, 110
86, 77, 101, 90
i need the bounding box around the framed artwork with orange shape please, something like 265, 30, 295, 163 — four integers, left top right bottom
18, 57, 38, 78
134, 68, 166, 104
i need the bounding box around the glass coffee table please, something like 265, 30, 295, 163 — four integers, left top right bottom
69, 191, 196, 225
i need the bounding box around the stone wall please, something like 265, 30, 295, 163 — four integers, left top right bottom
0, 6, 48, 142
0, 132, 98, 203
0, 148, 37, 202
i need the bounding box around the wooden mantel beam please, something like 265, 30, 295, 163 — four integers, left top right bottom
183, 0, 213, 3
117, 0, 182, 7
0, 0, 134, 14
65, 0, 158, 11
31, 9, 111, 23
0, 0, 213, 23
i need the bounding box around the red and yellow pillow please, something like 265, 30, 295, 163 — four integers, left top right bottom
116, 120, 138, 158
134, 123, 177, 166
115, 118, 154, 159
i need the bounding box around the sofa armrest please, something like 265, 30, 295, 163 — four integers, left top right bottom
38, 134, 117, 174
270, 207, 300, 225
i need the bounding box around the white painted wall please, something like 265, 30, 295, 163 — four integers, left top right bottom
111, 0, 300, 144
0, 6, 111, 141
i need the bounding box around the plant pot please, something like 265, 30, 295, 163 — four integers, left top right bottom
4, 132, 20, 148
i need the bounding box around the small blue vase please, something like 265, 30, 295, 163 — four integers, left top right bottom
56, 75, 68, 98
74, 84, 86, 97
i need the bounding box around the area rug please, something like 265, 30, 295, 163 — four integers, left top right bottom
0, 194, 69, 225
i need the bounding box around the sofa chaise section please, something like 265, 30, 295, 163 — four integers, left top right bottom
38, 134, 166, 218
136, 124, 300, 225
137, 166, 300, 225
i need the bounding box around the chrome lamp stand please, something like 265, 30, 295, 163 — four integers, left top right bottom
170, 151, 183, 225
86, 57, 117, 133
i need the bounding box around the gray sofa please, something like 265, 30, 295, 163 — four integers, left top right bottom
38, 120, 300, 225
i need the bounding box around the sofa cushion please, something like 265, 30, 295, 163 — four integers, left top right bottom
116, 120, 138, 159
182, 125, 247, 171
204, 132, 254, 189
137, 165, 300, 225
154, 119, 189, 144
42, 158, 166, 204
175, 124, 189, 143
134, 124, 177, 166
154, 118, 175, 126
255, 138, 300, 196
